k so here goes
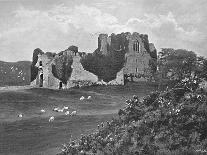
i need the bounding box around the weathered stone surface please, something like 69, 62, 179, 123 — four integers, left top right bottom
123, 32, 152, 78
98, 34, 108, 55
30, 53, 61, 89
30, 32, 157, 89
66, 54, 98, 88
31, 48, 44, 82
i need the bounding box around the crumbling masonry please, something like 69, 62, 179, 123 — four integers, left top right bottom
30, 32, 157, 89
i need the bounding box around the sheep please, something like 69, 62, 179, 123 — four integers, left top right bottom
40, 109, 45, 113
63, 106, 69, 110
87, 96, 91, 100
57, 108, 64, 112
65, 111, 70, 115
70, 111, 77, 116
53, 107, 59, 112
80, 96, 85, 101
49, 116, 54, 122
18, 114, 23, 118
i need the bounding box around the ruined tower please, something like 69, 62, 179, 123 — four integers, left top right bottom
98, 34, 109, 55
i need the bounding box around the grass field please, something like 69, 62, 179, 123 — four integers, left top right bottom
0, 82, 157, 155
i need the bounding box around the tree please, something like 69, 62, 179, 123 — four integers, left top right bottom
158, 48, 197, 87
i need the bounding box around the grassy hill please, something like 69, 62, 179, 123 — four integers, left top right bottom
0, 82, 157, 155
0, 61, 31, 86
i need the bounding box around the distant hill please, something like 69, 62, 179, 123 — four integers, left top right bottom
0, 61, 31, 86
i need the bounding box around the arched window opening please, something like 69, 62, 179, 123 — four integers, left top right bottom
39, 61, 42, 66
39, 74, 43, 87
59, 81, 63, 89
133, 41, 139, 52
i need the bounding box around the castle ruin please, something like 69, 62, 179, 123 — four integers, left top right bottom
30, 32, 157, 89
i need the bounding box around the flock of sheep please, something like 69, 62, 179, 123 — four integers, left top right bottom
17, 95, 92, 122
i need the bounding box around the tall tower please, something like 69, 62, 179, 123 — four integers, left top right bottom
98, 34, 108, 55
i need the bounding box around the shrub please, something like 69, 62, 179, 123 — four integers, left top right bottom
57, 75, 207, 155
52, 53, 73, 84
80, 33, 128, 82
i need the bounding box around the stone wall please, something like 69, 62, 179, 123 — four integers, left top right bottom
30, 32, 157, 89
30, 48, 125, 89
30, 53, 61, 89
98, 34, 108, 55
124, 32, 151, 76
66, 53, 98, 88
97, 32, 156, 81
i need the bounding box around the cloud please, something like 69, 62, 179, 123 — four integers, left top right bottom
116, 12, 205, 55
49, 4, 119, 33
0, 4, 122, 61
0, 2, 206, 62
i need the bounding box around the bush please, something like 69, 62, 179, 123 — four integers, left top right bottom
57, 76, 207, 155
81, 49, 126, 82
52, 53, 73, 84
80, 33, 128, 82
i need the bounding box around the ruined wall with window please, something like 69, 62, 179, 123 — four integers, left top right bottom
30, 51, 62, 89
30, 32, 157, 89
123, 32, 156, 82
82, 32, 157, 83
30, 47, 99, 89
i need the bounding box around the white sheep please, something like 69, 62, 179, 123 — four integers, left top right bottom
63, 106, 69, 110
87, 96, 91, 100
18, 114, 23, 118
40, 109, 45, 113
70, 111, 77, 116
57, 108, 64, 112
80, 96, 85, 101
65, 111, 70, 115
53, 107, 59, 112
49, 116, 54, 122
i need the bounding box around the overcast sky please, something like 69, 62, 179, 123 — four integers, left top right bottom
0, 0, 206, 62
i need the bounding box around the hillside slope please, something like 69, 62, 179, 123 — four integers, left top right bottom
0, 61, 31, 86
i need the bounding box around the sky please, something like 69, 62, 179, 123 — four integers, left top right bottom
0, 0, 206, 62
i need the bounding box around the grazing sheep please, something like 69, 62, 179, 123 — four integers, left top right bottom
57, 108, 64, 112
80, 96, 85, 101
53, 107, 59, 112
87, 96, 91, 100
49, 116, 54, 122
18, 114, 23, 118
65, 111, 70, 115
70, 111, 77, 116
63, 106, 69, 110
40, 109, 45, 113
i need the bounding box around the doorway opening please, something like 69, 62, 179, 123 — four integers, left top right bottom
39, 74, 43, 87
59, 81, 63, 89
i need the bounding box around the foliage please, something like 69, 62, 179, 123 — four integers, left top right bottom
158, 48, 197, 81
81, 50, 126, 82
80, 34, 128, 82
58, 55, 207, 154
68, 46, 78, 53
52, 53, 73, 84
